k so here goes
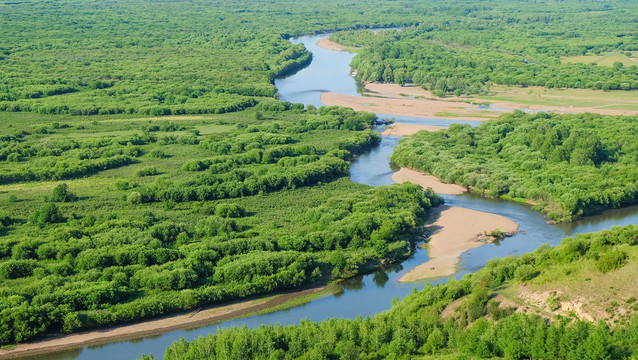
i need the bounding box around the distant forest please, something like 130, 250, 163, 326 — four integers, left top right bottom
332, 2, 638, 96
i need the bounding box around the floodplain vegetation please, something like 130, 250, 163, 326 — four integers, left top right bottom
0, 106, 441, 345
391, 111, 638, 222
144, 225, 638, 360
1, 0, 638, 358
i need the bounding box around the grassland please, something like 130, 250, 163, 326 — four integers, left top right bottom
475, 85, 638, 110
561, 52, 638, 67
494, 245, 638, 325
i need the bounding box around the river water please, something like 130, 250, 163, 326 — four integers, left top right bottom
33, 33, 638, 360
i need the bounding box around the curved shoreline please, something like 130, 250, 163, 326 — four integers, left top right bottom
316, 37, 348, 51
392, 167, 466, 195
398, 205, 519, 282
0, 286, 327, 360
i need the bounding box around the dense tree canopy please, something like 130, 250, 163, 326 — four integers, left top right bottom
391, 111, 638, 222
0, 107, 441, 345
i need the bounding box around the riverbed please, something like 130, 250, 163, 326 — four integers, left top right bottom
23, 33, 638, 360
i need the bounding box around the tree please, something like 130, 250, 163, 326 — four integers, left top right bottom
425, 328, 444, 355
29, 203, 62, 225
50, 183, 76, 202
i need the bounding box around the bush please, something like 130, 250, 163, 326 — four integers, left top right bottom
115, 180, 132, 190
214, 203, 245, 218
128, 191, 142, 204
596, 249, 628, 273
0, 212, 11, 227
136, 167, 160, 177
50, 183, 77, 202
29, 203, 63, 225
149, 149, 167, 158
0, 260, 37, 279
514, 264, 539, 282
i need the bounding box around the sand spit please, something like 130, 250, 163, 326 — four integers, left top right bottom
392, 168, 466, 195
381, 123, 447, 136
316, 37, 360, 52
399, 205, 519, 282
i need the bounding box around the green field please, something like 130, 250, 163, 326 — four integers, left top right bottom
561, 51, 638, 67
474, 85, 638, 110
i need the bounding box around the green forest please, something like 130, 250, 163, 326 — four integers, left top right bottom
331, 2, 638, 96
145, 225, 638, 360
0, 107, 441, 344
391, 111, 638, 222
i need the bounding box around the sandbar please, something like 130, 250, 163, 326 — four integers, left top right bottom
321, 91, 494, 121
382, 123, 447, 136
399, 205, 518, 282
321, 82, 638, 120
392, 167, 466, 195
316, 37, 359, 52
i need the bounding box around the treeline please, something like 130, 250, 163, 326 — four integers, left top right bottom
391, 111, 638, 222
0, 156, 135, 185
146, 225, 638, 359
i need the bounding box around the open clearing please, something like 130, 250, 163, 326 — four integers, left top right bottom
561, 51, 638, 67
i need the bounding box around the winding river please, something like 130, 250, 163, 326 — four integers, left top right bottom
30, 33, 638, 360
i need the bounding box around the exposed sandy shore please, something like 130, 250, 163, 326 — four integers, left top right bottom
321, 91, 494, 121
321, 82, 638, 120
382, 123, 447, 136
315, 37, 361, 52
399, 205, 518, 282
0, 286, 326, 360
392, 167, 466, 195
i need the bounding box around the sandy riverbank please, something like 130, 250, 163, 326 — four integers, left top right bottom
0, 286, 326, 360
321, 82, 638, 120
316, 37, 361, 52
399, 205, 519, 282
392, 168, 466, 195
321, 91, 494, 121
381, 123, 447, 136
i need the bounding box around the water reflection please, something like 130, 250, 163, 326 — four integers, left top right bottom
372, 270, 390, 287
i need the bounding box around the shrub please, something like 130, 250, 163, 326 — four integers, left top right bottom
214, 203, 245, 218
114, 180, 132, 190
128, 191, 142, 204
50, 183, 77, 202
596, 249, 628, 273
0, 260, 37, 279
149, 149, 167, 158
136, 167, 160, 177
514, 264, 539, 282
29, 203, 63, 225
